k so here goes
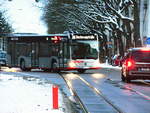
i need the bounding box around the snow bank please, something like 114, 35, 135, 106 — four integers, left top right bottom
0, 74, 65, 113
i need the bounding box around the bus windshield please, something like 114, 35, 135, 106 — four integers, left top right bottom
71, 40, 99, 59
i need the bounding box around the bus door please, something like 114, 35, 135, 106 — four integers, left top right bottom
59, 42, 69, 68
31, 42, 39, 67
10, 41, 17, 66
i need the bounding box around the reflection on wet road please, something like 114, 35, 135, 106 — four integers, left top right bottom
1, 67, 150, 113
62, 69, 150, 113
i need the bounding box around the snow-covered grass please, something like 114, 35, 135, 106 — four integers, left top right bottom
0, 74, 65, 113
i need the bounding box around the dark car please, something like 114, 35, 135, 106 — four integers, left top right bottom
121, 47, 150, 82
0, 50, 7, 66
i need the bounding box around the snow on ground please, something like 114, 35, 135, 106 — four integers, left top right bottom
0, 63, 120, 113
0, 74, 65, 113
100, 63, 121, 70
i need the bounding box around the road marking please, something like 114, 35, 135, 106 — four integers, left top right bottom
139, 80, 150, 86
122, 85, 150, 100
109, 79, 150, 101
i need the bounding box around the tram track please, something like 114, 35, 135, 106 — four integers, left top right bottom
12, 71, 89, 113
60, 72, 89, 113
60, 72, 124, 113
76, 75, 124, 113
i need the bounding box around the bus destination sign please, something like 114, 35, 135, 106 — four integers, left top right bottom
11, 37, 18, 40
72, 35, 95, 39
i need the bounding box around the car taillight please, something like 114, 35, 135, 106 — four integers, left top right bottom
125, 59, 135, 70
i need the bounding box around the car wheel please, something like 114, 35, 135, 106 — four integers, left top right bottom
121, 73, 125, 82
125, 77, 131, 83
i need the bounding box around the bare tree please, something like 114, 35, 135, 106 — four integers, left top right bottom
68, 0, 141, 56
43, 0, 141, 60
0, 11, 13, 33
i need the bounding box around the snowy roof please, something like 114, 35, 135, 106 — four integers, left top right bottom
0, 33, 68, 37
0, 33, 96, 38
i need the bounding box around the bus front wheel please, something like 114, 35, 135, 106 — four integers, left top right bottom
77, 69, 86, 73
51, 62, 60, 73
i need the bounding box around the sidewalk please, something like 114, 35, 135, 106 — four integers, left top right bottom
100, 63, 121, 70
0, 73, 66, 113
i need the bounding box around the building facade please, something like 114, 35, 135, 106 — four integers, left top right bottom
140, 0, 150, 45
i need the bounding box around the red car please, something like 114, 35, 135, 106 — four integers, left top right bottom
121, 48, 150, 82
112, 55, 122, 66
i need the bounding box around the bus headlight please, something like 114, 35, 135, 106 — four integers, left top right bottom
68, 61, 76, 67
94, 60, 100, 67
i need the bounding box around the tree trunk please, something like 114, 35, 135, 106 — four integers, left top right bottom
133, 0, 141, 47
117, 31, 124, 56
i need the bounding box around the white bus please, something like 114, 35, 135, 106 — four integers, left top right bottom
3, 33, 100, 73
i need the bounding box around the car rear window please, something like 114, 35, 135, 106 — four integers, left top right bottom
132, 51, 150, 62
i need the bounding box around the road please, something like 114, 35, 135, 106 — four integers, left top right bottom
1, 67, 150, 113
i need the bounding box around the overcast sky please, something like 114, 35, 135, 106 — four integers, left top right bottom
1, 0, 47, 33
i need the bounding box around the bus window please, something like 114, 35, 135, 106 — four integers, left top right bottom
63, 43, 70, 59
51, 44, 59, 56
17, 43, 31, 56
39, 42, 50, 57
